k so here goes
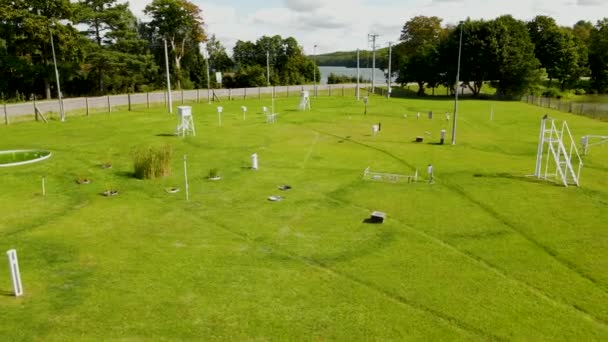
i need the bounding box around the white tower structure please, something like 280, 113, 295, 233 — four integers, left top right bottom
176, 106, 195, 137
534, 115, 583, 187
298, 91, 311, 111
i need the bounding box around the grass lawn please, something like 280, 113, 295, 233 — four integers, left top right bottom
1, 93, 607, 340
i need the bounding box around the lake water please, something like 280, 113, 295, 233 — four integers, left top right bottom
319, 66, 394, 85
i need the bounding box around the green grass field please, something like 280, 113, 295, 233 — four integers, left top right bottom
1, 94, 607, 340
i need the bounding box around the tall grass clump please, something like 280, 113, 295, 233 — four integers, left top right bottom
133, 144, 172, 179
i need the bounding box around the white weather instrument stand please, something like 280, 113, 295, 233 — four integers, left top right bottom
176, 106, 195, 137
6, 249, 23, 297
581, 135, 608, 155
533, 115, 583, 187
298, 91, 311, 111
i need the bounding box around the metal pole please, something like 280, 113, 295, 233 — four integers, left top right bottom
535, 116, 548, 178
451, 21, 464, 145
313, 45, 317, 97
3, 103, 7, 125
356, 48, 360, 101
369, 34, 379, 94
205, 56, 211, 104
49, 28, 65, 122
266, 51, 270, 86
387, 42, 392, 98
164, 39, 173, 114
183, 155, 189, 201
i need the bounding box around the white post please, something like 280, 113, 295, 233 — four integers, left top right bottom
535, 116, 548, 178
6, 249, 23, 297
251, 153, 258, 170
42, 176, 46, 196
164, 39, 173, 114
490, 105, 494, 121
217, 106, 223, 126
241, 106, 247, 120
183, 155, 189, 201
313, 44, 317, 97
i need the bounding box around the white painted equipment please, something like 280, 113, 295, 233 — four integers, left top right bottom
363, 167, 418, 184
177, 106, 195, 137
217, 106, 223, 126
298, 91, 311, 111
251, 153, 258, 170
534, 116, 583, 187
6, 249, 23, 297
581, 135, 608, 155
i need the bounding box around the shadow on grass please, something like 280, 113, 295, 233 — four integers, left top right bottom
472, 172, 565, 187
0, 289, 15, 297
155, 133, 177, 137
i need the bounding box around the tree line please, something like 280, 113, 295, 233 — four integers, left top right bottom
0, 0, 317, 101
394, 15, 608, 97
2, 1, 607, 101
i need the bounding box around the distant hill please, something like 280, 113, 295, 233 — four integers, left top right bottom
314, 48, 389, 68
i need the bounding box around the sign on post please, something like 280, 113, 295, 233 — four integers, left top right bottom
6, 249, 23, 297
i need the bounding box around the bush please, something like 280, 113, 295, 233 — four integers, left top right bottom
133, 145, 172, 179
542, 87, 562, 98
574, 88, 586, 95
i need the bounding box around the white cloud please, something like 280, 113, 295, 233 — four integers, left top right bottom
128, 0, 608, 55
283, 0, 324, 12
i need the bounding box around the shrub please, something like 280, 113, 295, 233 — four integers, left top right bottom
542, 87, 562, 98
133, 145, 172, 179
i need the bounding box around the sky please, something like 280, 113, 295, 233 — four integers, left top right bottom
128, 0, 608, 55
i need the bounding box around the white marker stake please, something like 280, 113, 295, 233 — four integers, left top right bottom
183, 155, 189, 201
217, 106, 223, 126
251, 153, 258, 170
241, 106, 247, 120
490, 106, 494, 121
42, 176, 46, 196
6, 249, 23, 297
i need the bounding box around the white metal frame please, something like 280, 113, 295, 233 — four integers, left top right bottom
363, 167, 418, 184
534, 116, 583, 187
176, 106, 195, 137
581, 135, 608, 155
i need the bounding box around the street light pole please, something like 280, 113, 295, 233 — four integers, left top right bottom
49, 27, 65, 121
164, 38, 173, 114
451, 21, 464, 145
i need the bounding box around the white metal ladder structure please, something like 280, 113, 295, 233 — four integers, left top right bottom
534, 116, 583, 187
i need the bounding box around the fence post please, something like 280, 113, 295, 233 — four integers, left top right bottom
342, 85, 345, 96
228, 88, 231, 100
128, 93, 132, 111
569, 102, 573, 113
107, 96, 111, 113
286, 86, 289, 97
258, 87, 261, 100
197, 89, 200, 103
244, 88, 247, 99
147, 92, 150, 109
4, 103, 8, 125
33, 96, 38, 121
181, 90, 184, 104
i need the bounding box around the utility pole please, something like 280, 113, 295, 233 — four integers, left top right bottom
368, 33, 380, 94
451, 21, 464, 145
356, 48, 360, 101
164, 38, 173, 114
387, 42, 393, 98
49, 27, 65, 121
